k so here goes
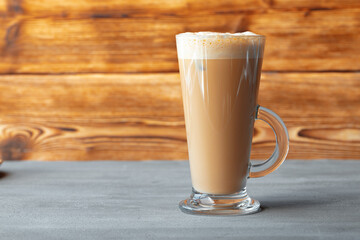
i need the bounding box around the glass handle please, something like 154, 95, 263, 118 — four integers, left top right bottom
249, 106, 289, 178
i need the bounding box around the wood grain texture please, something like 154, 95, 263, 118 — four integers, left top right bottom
1, 161, 360, 239
2, 0, 360, 16
0, 0, 359, 160
0, 2, 359, 73
0, 72, 358, 161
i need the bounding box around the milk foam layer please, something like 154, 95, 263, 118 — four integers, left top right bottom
176, 31, 265, 59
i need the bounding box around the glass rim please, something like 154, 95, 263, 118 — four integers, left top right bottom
176, 32, 266, 39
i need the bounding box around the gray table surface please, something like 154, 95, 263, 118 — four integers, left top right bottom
0, 160, 359, 240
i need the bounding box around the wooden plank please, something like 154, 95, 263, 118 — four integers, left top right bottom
255, 72, 360, 160
2, 0, 360, 17
272, 0, 360, 9
0, 8, 359, 73
0, 72, 358, 161
0, 73, 186, 160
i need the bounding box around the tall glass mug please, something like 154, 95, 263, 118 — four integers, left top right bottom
176, 32, 289, 215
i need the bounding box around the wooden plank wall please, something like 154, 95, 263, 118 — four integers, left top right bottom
0, 0, 359, 160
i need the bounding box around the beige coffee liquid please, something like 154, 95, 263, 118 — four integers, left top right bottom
177, 32, 265, 194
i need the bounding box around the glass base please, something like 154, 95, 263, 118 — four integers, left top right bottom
179, 188, 260, 216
